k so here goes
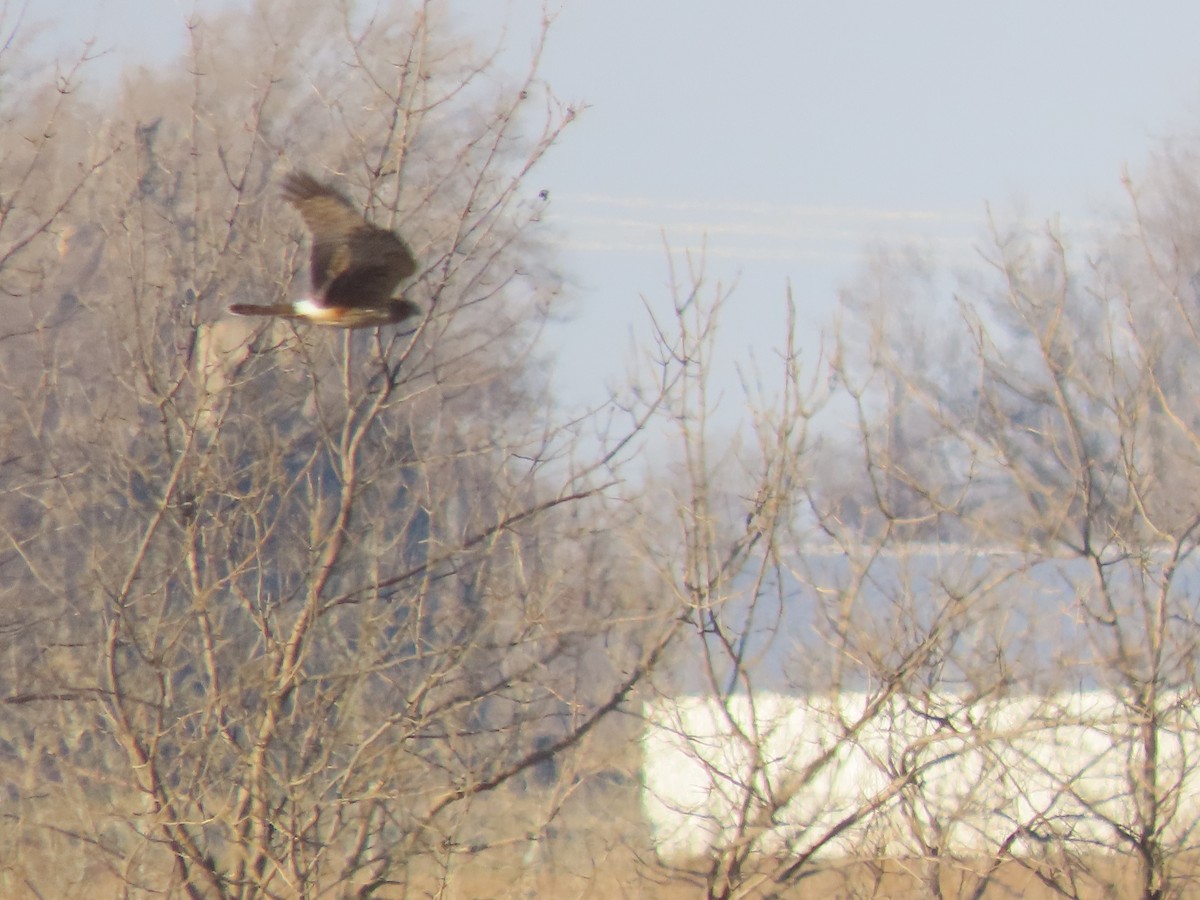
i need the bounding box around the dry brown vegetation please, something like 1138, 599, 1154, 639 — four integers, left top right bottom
6, 2, 1200, 899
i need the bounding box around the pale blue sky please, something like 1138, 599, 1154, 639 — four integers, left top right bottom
46, 1, 1200, 416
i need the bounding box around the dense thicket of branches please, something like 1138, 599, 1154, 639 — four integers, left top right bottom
639, 161, 1200, 898
9, 3, 1200, 900
0, 4, 683, 896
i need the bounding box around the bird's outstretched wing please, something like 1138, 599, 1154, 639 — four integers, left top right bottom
282, 172, 417, 310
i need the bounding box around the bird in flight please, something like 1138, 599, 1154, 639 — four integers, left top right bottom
230, 172, 420, 328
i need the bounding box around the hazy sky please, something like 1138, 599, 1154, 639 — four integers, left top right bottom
46, 1, 1200, 416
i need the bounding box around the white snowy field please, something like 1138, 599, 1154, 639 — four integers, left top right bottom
642, 691, 1200, 860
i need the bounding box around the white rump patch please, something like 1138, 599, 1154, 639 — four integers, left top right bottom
293, 297, 341, 322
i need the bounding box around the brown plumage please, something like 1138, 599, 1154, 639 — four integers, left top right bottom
230, 172, 420, 328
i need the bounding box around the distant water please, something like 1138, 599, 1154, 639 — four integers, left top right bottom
671, 546, 1200, 694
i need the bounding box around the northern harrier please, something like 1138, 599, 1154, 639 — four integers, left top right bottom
230, 172, 420, 328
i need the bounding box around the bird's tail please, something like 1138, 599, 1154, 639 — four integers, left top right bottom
229, 303, 299, 318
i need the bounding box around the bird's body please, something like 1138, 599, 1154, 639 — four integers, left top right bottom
229, 172, 420, 328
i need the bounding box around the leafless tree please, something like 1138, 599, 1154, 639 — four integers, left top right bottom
632, 148, 1200, 899
16, 3, 1200, 899
625, 250, 1010, 899
810, 161, 1200, 897
0, 3, 684, 897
